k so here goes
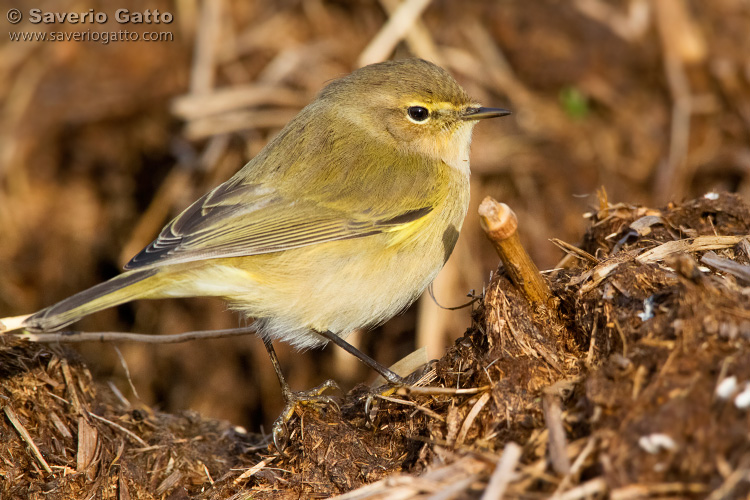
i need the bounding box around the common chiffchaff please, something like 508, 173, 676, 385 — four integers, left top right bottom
24, 59, 509, 379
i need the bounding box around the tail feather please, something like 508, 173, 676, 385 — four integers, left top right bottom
23, 269, 158, 332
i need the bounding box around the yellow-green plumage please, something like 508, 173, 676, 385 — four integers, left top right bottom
24, 58, 505, 349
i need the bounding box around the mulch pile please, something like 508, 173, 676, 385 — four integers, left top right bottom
4, 191, 750, 499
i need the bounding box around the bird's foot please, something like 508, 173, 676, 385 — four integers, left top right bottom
272, 379, 340, 451
363, 362, 432, 423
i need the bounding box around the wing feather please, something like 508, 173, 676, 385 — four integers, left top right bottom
124, 180, 431, 270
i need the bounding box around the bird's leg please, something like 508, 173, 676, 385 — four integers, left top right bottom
315, 329, 405, 385
315, 330, 417, 425
262, 338, 339, 451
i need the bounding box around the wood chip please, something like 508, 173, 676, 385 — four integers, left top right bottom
76, 417, 98, 472
156, 469, 184, 496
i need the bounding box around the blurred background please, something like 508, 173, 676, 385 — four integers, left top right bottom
1, 0, 749, 430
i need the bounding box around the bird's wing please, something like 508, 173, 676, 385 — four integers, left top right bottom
124, 180, 432, 270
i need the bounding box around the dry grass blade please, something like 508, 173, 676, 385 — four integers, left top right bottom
705, 457, 750, 500
480, 442, 522, 500
3, 405, 53, 474
378, 0, 442, 64
376, 394, 445, 421
653, 0, 707, 201
456, 392, 490, 447
557, 477, 608, 500
400, 385, 490, 396
233, 457, 277, 485
184, 108, 299, 140
578, 261, 621, 294
172, 85, 306, 121
636, 235, 746, 264
89, 413, 148, 448
611, 482, 708, 500
573, 0, 650, 42
189, 0, 223, 94
358, 0, 434, 67
543, 392, 571, 475
549, 238, 600, 265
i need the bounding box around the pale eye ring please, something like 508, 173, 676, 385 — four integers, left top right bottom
407, 106, 429, 122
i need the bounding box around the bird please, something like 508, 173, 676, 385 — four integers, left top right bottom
17, 58, 510, 442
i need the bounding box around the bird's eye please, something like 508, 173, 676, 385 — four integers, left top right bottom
407, 106, 430, 122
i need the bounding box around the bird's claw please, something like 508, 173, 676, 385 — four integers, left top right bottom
364, 383, 402, 426
271, 379, 340, 452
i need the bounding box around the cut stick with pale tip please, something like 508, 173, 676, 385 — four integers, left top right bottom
478, 196, 553, 306
0, 314, 31, 333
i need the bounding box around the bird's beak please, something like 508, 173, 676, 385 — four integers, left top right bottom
460, 107, 512, 120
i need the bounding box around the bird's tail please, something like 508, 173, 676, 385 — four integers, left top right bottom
23, 269, 159, 332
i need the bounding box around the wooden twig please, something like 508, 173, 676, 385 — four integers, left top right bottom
478, 197, 553, 306
6, 326, 257, 344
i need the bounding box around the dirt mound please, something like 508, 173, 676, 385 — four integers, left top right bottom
4, 192, 750, 498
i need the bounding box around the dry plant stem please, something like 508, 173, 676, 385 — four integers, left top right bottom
4, 405, 53, 474
233, 456, 277, 485
478, 197, 553, 305
543, 392, 571, 475
6, 326, 257, 344
378, 0, 442, 65
89, 413, 148, 448
481, 442, 522, 500
357, 0, 434, 67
